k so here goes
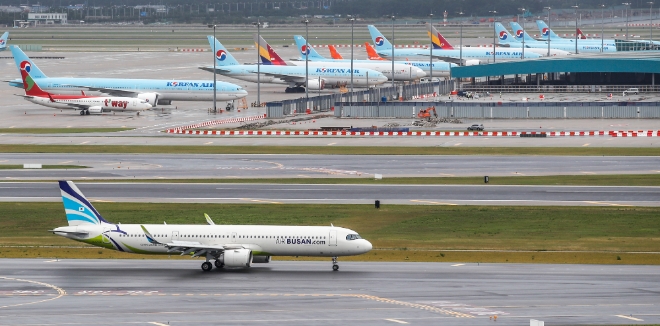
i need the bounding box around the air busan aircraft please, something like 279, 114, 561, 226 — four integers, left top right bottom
19, 62, 152, 115
289, 35, 427, 80
8, 46, 247, 105
52, 181, 373, 272
367, 25, 541, 63
201, 36, 388, 93
427, 23, 569, 57
0, 32, 8, 51
497, 22, 616, 53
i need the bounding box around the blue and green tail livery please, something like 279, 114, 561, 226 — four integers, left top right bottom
59, 180, 110, 226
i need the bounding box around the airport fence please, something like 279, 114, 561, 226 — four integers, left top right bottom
460, 85, 660, 94
266, 81, 455, 118
335, 102, 660, 119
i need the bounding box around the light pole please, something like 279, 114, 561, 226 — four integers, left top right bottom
304, 18, 309, 106
458, 11, 464, 66
601, 4, 605, 52
623, 2, 630, 40
489, 10, 497, 62
545, 7, 551, 57
207, 24, 217, 113
519, 8, 526, 59
649, 2, 655, 44
572, 5, 579, 53
350, 16, 354, 93
256, 0, 261, 108
429, 13, 433, 78
391, 14, 395, 88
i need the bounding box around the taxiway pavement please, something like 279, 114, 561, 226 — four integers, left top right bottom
0, 259, 658, 325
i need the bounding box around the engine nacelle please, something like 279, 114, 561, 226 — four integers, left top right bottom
137, 93, 159, 107
306, 79, 325, 90
221, 249, 252, 268
88, 106, 103, 114
464, 60, 481, 66
251, 256, 271, 264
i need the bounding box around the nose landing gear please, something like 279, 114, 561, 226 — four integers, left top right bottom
332, 256, 339, 271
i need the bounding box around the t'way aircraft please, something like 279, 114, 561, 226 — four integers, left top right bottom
52, 181, 373, 271
200, 36, 388, 93
19, 62, 152, 115
8, 46, 247, 105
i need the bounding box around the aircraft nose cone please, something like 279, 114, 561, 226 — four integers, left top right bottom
416, 69, 426, 78
237, 89, 248, 98
361, 240, 373, 253
378, 75, 388, 83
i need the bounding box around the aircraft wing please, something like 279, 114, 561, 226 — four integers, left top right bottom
246, 70, 306, 83
416, 54, 465, 65
64, 86, 141, 97
199, 66, 234, 74
61, 103, 91, 109
141, 225, 243, 257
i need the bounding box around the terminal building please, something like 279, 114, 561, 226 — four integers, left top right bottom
27, 13, 67, 25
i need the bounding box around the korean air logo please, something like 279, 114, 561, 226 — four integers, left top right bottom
170, 82, 178, 87
498, 31, 508, 40
375, 36, 384, 46
542, 27, 550, 36
20, 61, 31, 72
300, 45, 310, 55
0, 39, 5, 45
216, 50, 227, 61
516, 30, 524, 38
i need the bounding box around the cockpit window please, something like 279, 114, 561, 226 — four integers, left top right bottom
346, 234, 362, 240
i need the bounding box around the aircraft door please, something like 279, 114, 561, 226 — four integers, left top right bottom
231, 232, 237, 243
329, 230, 337, 246
172, 231, 179, 241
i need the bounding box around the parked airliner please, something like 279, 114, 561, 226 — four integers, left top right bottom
0, 32, 8, 51
8, 46, 247, 105
496, 23, 616, 53
52, 181, 372, 271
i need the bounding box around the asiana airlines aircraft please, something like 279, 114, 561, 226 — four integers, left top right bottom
52, 181, 373, 272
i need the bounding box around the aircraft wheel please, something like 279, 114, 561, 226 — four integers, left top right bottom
201, 261, 213, 272
214, 260, 224, 269
85, 110, 90, 115
332, 264, 339, 271
79, 110, 85, 116
285, 87, 293, 93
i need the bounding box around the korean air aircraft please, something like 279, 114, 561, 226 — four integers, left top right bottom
367, 25, 541, 63
8, 46, 247, 105
53, 181, 372, 272
497, 23, 616, 53
357, 42, 455, 78
19, 62, 152, 115
536, 20, 617, 46
201, 36, 388, 93
0, 32, 8, 51
290, 35, 427, 80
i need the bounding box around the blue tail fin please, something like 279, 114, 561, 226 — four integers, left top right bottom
59, 180, 110, 226
293, 35, 326, 61
494, 23, 519, 45
0, 32, 8, 51
206, 36, 240, 66
536, 20, 562, 40
367, 25, 393, 51
10, 45, 48, 79
509, 22, 537, 43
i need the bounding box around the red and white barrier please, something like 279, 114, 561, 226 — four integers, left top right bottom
169, 114, 266, 132
165, 129, 660, 137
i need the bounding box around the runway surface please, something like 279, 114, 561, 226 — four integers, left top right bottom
3, 153, 660, 179
1, 182, 659, 206
0, 259, 658, 325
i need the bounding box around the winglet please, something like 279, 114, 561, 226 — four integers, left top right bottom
328, 45, 344, 59
204, 213, 215, 225
140, 225, 161, 244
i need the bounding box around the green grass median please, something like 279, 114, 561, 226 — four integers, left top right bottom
1, 203, 658, 264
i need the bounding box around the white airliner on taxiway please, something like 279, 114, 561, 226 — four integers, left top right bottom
52, 181, 373, 272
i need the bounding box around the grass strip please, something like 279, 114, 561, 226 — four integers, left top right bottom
1, 203, 659, 264
0, 128, 133, 134
0, 144, 659, 156
53, 174, 660, 186
0, 165, 88, 170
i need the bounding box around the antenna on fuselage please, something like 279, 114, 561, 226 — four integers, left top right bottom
205, 213, 215, 225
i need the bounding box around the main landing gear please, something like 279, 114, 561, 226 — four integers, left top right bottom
284, 86, 305, 93
79, 110, 90, 116
201, 261, 213, 272
332, 256, 339, 271
214, 259, 224, 269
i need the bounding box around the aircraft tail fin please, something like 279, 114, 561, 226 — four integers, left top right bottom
59, 181, 111, 226
364, 42, 386, 60
428, 24, 454, 49
367, 25, 393, 51
494, 23, 519, 45
292, 35, 325, 61
20, 61, 49, 97
206, 36, 240, 66
254, 34, 287, 65
0, 32, 8, 50
536, 20, 562, 39
11, 45, 48, 79
509, 22, 536, 42
577, 28, 587, 39
328, 45, 344, 59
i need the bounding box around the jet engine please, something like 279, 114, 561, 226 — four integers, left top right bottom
87, 106, 103, 114
465, 60, 481, 66
137, 93, 159, 107
251, 256, 271, 264
306, 79, 325, 90
220, 249, 252, 268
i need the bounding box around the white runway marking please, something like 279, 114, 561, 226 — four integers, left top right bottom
149, 323, 170, 326
384, 318, 409, 324
615, 314, 644, 321
451, 264, 465, 267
